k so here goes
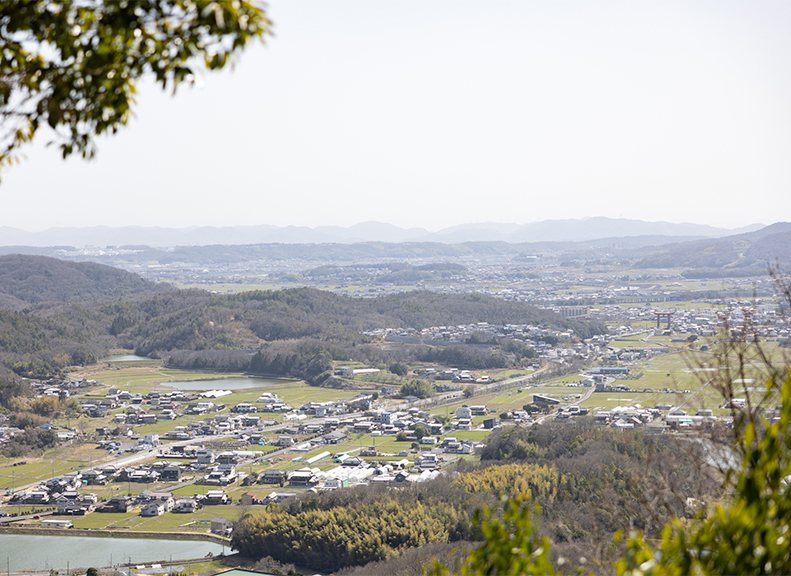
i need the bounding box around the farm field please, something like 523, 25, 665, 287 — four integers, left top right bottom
607, 338, 654, 349
0, 443, 110, 492
65, 504, 238, 532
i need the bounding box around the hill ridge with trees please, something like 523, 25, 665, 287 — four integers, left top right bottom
0, 254, 169, 309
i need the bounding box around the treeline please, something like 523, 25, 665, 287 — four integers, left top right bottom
231, 421, 721, 572
168, 337, 537, 381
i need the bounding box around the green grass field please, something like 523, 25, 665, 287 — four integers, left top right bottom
0, 442, 113, 491
68, 505, 239, 532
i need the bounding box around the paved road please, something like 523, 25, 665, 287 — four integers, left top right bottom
0, 510, 55, 524
571, 385, 596, 406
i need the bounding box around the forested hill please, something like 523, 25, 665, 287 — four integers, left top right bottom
634, 222, 791, 275
0, 282, 605, 381
0, 254, 169, 308
368, 291, 587, 331
119, 288, 603, 359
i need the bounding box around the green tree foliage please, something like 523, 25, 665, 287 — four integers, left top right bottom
452, 463, 558, 505
248, 345, 332, 383
400, 379, 432, 399
110, 315, 134, 336
231, 413, 719, 572
0, 1, 272, 171
389, 362, 409, 376
440, 371, 791, 576
431, 496, 559, 576
69, 349, 96, 366
0, 373, 29, 410
1, 425, 57, 457
476, 421, 718, 541
422, 382, 791, 576
465, 332, 496, 345
232, 500, 461, 573
499, 338, 539, 361
615, 371, 791, 576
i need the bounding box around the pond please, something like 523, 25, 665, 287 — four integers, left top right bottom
0, 533, 227, 571
101, 354, 153, 362
162, 377, 286, 391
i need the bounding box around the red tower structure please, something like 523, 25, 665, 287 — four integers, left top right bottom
653, 310, 675, 329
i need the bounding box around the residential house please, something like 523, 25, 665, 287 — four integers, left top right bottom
210, 517, 233, 536
174, 497, 199, 513
203, 489, 229, 505
240, 492, 264, 506
259, 470, 286, 484
141, 501, 167, 517
160, 466, 181, 482
324, 431, 348, 444
288, 468, 318, 487
277, 436, 294, 447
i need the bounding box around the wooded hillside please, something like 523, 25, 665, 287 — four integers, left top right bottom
0, 256, 605, 384
0, 254, 168, 309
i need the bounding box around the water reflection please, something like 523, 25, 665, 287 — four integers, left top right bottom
1, 533, 225, 571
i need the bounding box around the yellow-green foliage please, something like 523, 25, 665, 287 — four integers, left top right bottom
453, 463, 559, 505
431, 496, 559, 576
233, 500, 462, 573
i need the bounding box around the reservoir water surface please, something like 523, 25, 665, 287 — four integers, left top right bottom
1, 533, 226, 571
162, 377, 286, 391
101, 354, 153, 362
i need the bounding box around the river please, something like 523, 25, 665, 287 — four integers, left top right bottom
0, 533, 226, 571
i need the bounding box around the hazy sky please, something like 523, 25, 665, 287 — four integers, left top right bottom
2, 1, 790, 232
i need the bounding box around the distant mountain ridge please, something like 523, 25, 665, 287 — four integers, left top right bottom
633, 222, 791, 274
0, 218, 763, 248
